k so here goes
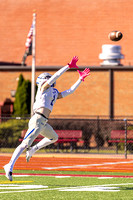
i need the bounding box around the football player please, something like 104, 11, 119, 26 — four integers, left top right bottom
4, 56, 90, 181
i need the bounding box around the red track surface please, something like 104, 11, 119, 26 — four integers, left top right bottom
1, 154, 133, 173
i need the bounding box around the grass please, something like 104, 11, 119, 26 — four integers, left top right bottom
0, 170, 133, 199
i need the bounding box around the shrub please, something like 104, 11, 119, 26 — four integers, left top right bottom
0, 119, 29, 148
13, 74, 31, 116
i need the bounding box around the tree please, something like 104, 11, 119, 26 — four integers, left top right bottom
13, 74, 31, 116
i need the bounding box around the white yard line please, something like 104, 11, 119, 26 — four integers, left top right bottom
0, 182, 133, 193
42, 160, 133, 170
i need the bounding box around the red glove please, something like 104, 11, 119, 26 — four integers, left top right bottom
77, 68, 90, 81
68, 56, 79, 69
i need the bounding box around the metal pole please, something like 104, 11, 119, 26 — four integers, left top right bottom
124, 118, 127, 159
97, 116, 100, 152
31, 12, 36, 116
109, 69, 114, 119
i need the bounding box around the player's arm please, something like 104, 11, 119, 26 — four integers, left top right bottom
58, 68, 90, 99
41, 56, 79, 93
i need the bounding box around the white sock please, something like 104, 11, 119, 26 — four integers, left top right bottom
9, 143, 27, 172
31, 138, 56, 154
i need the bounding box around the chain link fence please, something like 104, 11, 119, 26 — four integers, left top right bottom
0, 115, 133, 157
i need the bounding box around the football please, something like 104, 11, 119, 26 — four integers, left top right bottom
108, 31, 123, 41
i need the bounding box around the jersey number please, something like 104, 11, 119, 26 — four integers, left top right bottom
51, 95, 56, 106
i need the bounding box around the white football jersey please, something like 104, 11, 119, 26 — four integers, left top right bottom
33, 86, 59, 112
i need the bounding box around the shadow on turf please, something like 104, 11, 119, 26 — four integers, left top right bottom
120, 187, 133, 191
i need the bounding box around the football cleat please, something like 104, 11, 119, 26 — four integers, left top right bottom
3, 164, 12, 181
26, 147, 33, 162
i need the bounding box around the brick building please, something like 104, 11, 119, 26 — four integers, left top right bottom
1, 65, 133, 119
0, 0, 133, 118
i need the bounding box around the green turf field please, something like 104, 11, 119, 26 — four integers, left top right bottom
0, 170, 133, 200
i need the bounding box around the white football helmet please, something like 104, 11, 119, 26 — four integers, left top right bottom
36, 73, 55, 87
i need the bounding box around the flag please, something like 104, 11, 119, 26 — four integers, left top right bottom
25, 24, 33, 50
21, 24, 33, 66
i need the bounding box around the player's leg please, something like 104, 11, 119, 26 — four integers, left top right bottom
26, 123, 58, 162
4, 122, 39, 178
4, 114, 47, 181
4, 142, 27, 181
